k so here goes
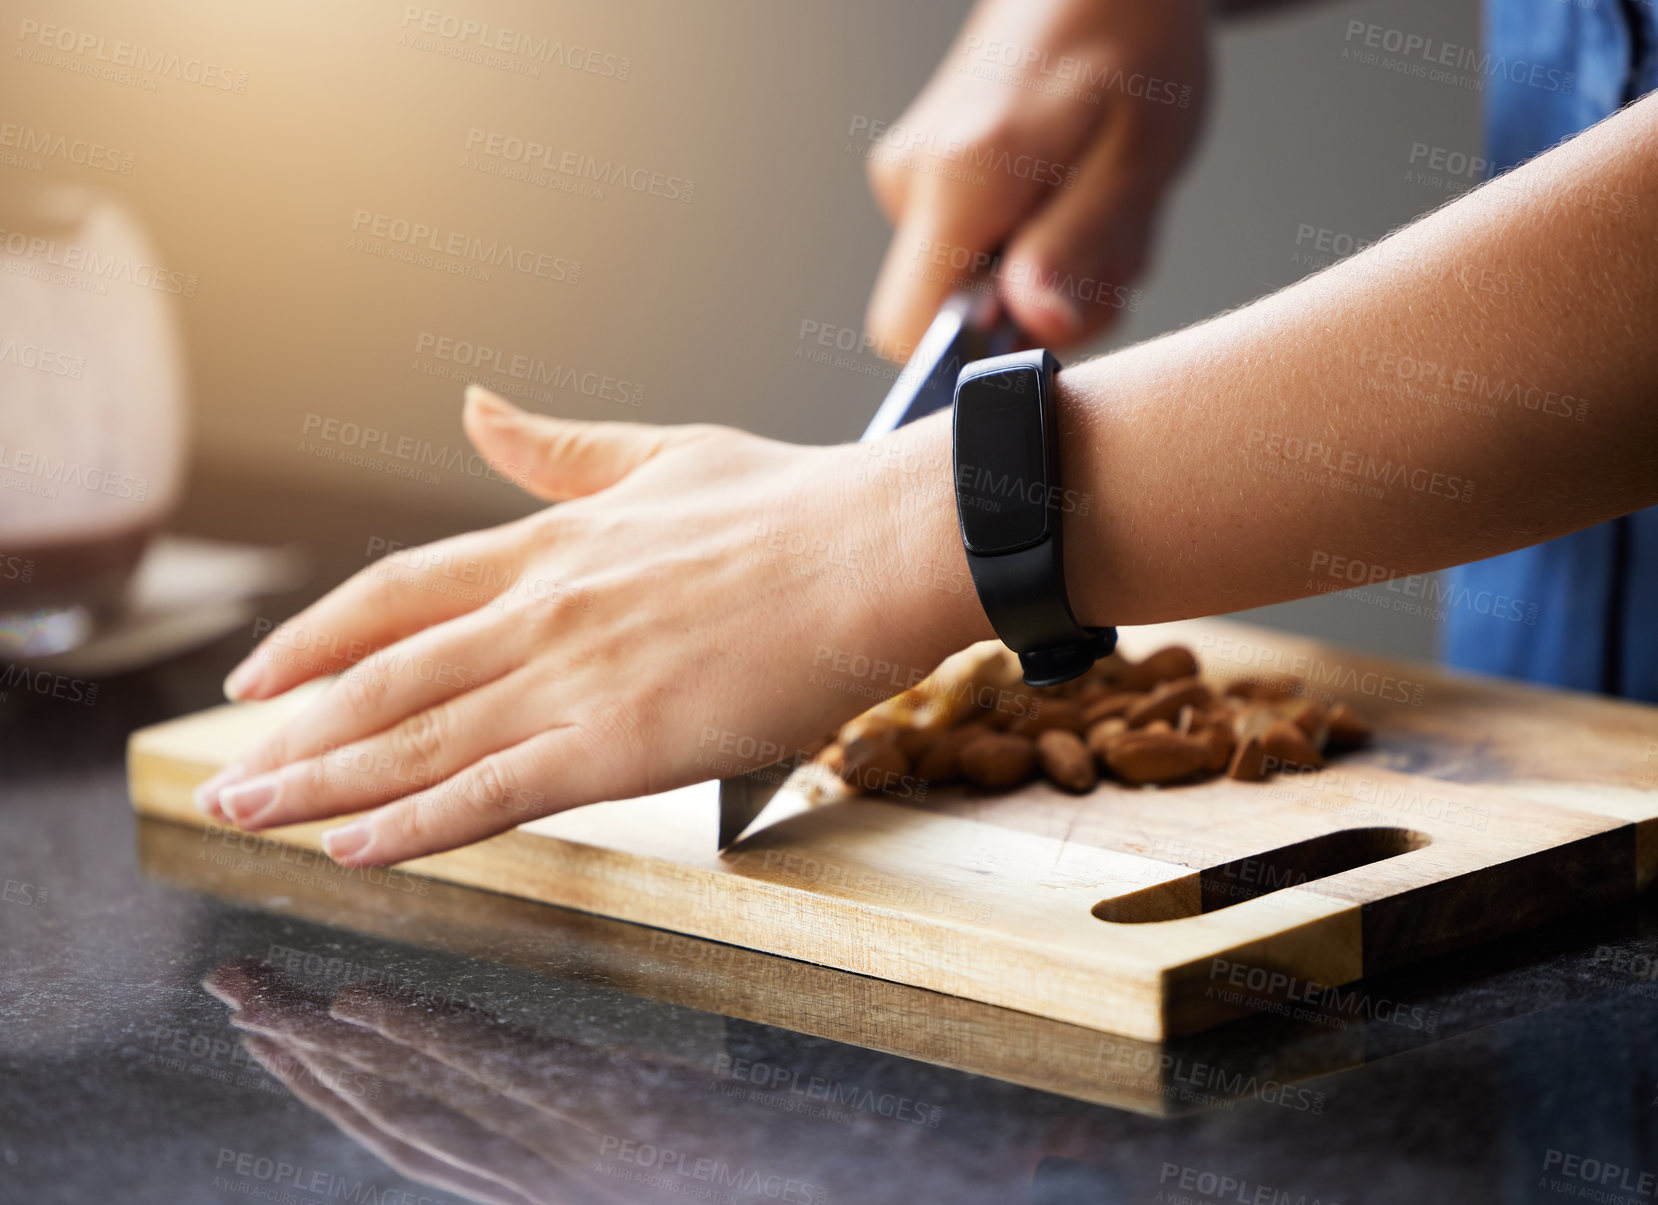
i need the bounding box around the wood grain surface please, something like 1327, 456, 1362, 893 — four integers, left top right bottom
128, 619, 1658, 1040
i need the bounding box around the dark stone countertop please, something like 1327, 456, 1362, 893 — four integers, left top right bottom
5, 629, 1658, 1205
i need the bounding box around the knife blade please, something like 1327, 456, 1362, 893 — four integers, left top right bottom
715, 288, 1020, 852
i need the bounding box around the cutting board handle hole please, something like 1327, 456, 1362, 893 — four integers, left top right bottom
1092, 826, 1432, 924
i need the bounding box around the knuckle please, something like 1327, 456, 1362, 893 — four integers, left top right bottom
304, 748, 356, 798
675, 421, 721, 442
959, 113, 1020, 160
470, 757, 512, 810
368, 543, 437, 593
336, 661, 393, 718
345, 559, 402, 607
242, 731, 293, 776
519, 507, 570, 553
530, 421, 588, 468
668, 422, 730, 455
515, 590, 575, 641
579, 696, 650, 764
456, 754, 535, 819
866, 151, 904, 196
862, 302, 897, 348
382, 798, 430, 852
391, 707, 449, 777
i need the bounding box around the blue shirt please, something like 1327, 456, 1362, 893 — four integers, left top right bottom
1442, 0, 1658, 701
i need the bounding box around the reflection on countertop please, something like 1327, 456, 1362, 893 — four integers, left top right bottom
5, 635, 1658, 1205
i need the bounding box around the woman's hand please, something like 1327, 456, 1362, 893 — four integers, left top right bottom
864, 0, 1209, 355
194, 387, 987, 866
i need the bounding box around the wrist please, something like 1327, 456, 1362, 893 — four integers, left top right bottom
1052, 365, 1110, 630
859, 415, 996, 662
839, 360, 1117, 677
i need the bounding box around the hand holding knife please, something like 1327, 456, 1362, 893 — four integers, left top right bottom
716, 288, 1022, 850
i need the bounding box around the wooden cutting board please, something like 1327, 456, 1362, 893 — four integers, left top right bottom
128, 618, 1658, 1041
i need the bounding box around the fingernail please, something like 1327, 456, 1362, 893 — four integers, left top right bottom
220, 773, 282, 827
1038, 290, 1084, 338
465, 385, 519, 421
224, 659, 264, 702
193, 763, 246, 817
322, 822, 373, 864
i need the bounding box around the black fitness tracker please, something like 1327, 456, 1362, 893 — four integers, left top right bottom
952, 349, 1116, 687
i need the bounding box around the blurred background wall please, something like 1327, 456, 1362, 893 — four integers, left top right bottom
0, 0, 1481, 659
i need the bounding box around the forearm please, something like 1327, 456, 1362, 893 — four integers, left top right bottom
888, 93, 1658, 638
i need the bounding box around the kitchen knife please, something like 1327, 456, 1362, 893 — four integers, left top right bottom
716, 288, 1021, 851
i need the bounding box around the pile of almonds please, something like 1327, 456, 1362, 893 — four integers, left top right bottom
819, 643, 1371, 796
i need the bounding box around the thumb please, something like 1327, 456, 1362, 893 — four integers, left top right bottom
999, 123, 1158, 347
462, 386, 680, 502
864, 172, 1019, 363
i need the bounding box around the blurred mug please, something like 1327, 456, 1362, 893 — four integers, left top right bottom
0, 184, 187, 656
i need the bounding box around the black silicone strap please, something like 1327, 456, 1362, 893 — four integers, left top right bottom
953, 349, 1115, 687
